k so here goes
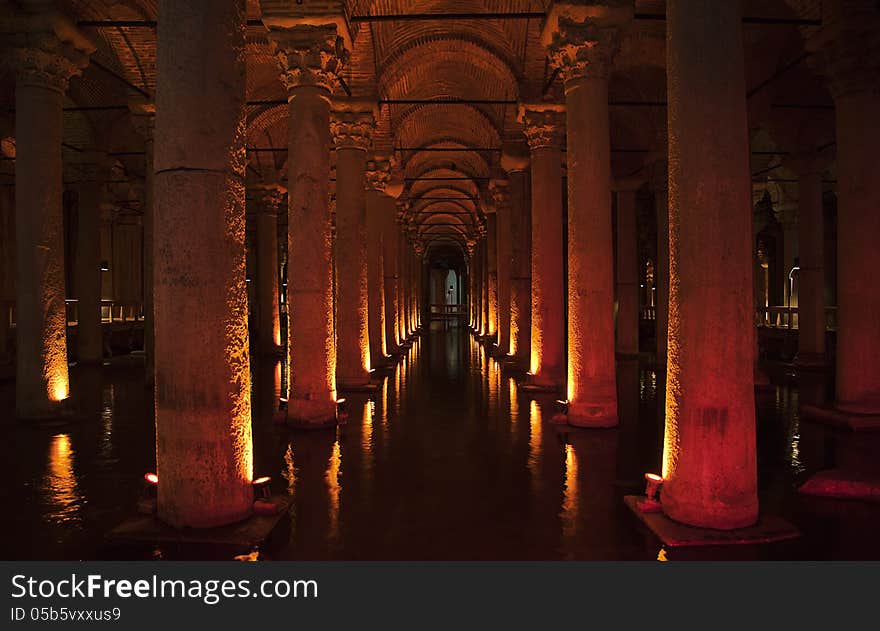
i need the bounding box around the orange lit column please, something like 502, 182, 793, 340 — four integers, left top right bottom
491, 178, 512, 354
812, 18, 880, 413
129, 100, 156, 386
485, 212, 498, 341
153, 0, 253, 527
397, 220, 408, 342
7, 20, 93, 418
255, 185, 283, 354
400, 233, 410, 338
480, 234, 489, 336
614, 180, 641, 358
332, 104, 374, 389
790, 156, 825, 368
518, 105, 565, 390
502, 144, 531, 363
367, 157, 392, 363
661, 0, 757, 529
74, 155, 109, 364
383, 199, 402, 352
544, 4, 628, 425
413, 245, 424, 329
268, 19, 350, 425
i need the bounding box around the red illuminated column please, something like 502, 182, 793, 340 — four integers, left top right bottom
502, 144, 532, 364
486, 212, 498, 341
491, 177, 512, 355
153, 0, 253, 527
367, 156, 392, 363
811, 16, 880, 413
380, 192, 401, 354
615, 180, 641, 358
543, 3, 629, 425
129, 100, 155, 385
254, 185, 283, 354
7, 18, 93, 418
789, 156, 826, 368
518, 105, 565, 390
332, 104, 374, 390
661, 0, 758, 529
268, 19, 350, 425
74, 154, 110, 364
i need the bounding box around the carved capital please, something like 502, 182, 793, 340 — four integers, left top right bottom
269, 24, 348, 93
330, 106, 375, 151
365, 155, 392, 192
542, 2, 632, 82
489, 178, 511, 212
517, 104, 566, 150
253, 184, 284, 216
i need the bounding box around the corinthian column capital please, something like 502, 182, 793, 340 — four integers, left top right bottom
542, 1, 633, 82
366, 154, 393, 192
330, 102, 377, 151
253, 184, 285, 216
517, 104, 566, 150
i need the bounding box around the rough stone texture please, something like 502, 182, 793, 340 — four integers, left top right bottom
661, 0, 758, 530
504, 162, 531, 365
366, 188, 386, 363
520, 105, 565, 390
152, 0, 253, 529
491, 178, 512, 355
381, 195, 400, 354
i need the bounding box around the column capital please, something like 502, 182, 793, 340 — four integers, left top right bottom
252, 184, 285, 216
542, 1, 633, 82
365, 154, 392, 192
1, 13, 95, 93
517, 103, 565, 150
489, 176, 511, 212
806, 9, 880, 99
500, 140, 530, 173
268, 22, 350, 93
330, 102, 377, 151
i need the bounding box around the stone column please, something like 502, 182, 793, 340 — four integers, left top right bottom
366, 156, 391, 365
332, 104, 374, 389
810, 13, 880, 413
268, 16, 350, 425
661, 0, 757, 529
254, 185, 283, 354
4, 16, 93, 417
153, 0, 253, 528
382, 197, 401, 353
485, 212, 498, 340
397, 216, 408, 343
518, 104, 565, 390
790, 156, 825, 368
502, 144, 531, 364
543, 2, 628, 424
491, 177, 512, 354
129, 100, 155, 385
614, 180, 641, 357
74, 155, 109, 363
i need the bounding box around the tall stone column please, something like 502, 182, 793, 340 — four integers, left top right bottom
614, 180, 641, 358
267, 15, 350, 425
400, 233, 410, 339
153, 0, 253, 528
543, 2, 629, 425
485, 212, 498, 340
810, 13, 880, 413
518, 104, 565, 390
332, 104, 374, 389
366, 159, 389, 363
502, 144, 531, 363
74, 155, 109, 364
661, 0, 757, 529
382, 198, 401, 353
129, 100, 155, 385
491, 177, 512, 356
790, 156, 825, 368
397, 218, 408, 342
4, 16, 93, 418
254, 185, 283, 354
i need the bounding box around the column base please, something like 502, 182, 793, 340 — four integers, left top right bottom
285, 397, 337, 428
566, 402, 618, 428
660, 487, 759, 531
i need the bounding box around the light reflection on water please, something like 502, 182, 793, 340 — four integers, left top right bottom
43, 434, 82, 525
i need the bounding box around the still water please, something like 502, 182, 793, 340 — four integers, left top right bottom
1, 325, 878, 560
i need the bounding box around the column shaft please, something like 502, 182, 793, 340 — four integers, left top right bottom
661, 0, 757, 529
509, 169, 531, 362
382, 205, 400, 351
366, 189, 386, 362
486, 213, 498, 340
153, 0, 253, 528
496, 201, 512, 354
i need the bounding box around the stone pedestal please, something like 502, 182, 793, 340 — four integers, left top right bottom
332, 104, 374, 389
518, 105, 565, 390
153, 0, 253, 528
661, 0, 758, 529
269, 20, 350, 425
255, 185, 283, 355
4, 17, 94, 418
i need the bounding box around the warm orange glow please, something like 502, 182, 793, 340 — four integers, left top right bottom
45, 434, 80, 524
282, 443, 296, 494
336, 397, 347, 404
253, 476, 271, 485
48, 374, 69, 402
528, 400, 542, 490
645, 473, 662, 482
509, 378, 519, 433
144, 472, 159, 485
561, 443, 579, 545
326, 439, 341, 539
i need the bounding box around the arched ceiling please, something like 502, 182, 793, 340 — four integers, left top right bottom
0, 0, 838, 251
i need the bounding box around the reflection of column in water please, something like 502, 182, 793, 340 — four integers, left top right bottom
326, 438, 342, 543
487, 358, 500, 415
286, 430, 337, 558
44, 434, 82, 525
560, 443, 579, 556
99, 384, 115, 461
528, 400, 543, 493
509, 377, 519, 436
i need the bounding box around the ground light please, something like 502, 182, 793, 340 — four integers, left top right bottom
638, 473, 663, 513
